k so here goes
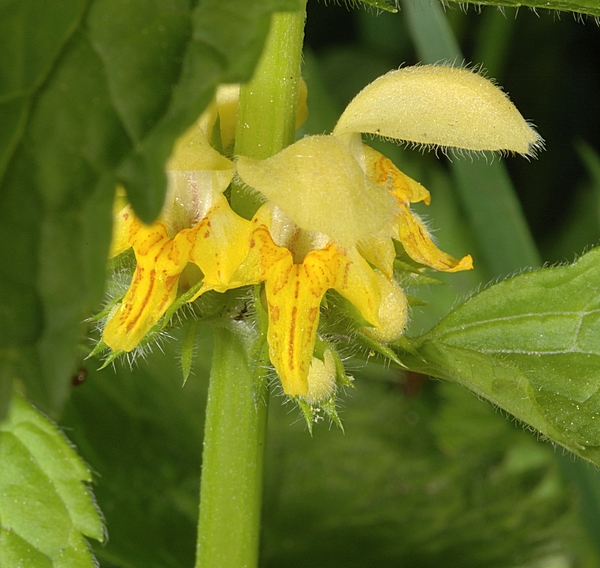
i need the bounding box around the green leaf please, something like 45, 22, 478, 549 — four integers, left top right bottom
0, 393, 104, 567
356, 0, 398, 13
0, 0, 301, 415
441, 0, 600, 17
399, 247, 600, 465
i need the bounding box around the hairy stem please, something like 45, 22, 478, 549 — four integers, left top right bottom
195, 320, 268, 568
195, 4, 307, 567
230, 5, 307, 219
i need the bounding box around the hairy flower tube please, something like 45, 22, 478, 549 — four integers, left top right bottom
100, 65, 541, 402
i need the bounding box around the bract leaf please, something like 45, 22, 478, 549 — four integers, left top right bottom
0, 393, 104, 566
334, 65, 543, 156
399, 247, 600, 465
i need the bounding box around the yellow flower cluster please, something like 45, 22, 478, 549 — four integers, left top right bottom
102, 65, 540, 400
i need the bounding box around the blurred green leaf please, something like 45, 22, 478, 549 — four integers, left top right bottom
261, 378, 578, 567
0, 393, 104, 566
0, 0, 301, 416
0, 1, 88, 179
577, 140, 600, 229
543, 163, 600, 263
399, 246, 600, 465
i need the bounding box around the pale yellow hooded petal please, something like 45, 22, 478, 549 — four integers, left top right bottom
163, 113, 235, 234
237, 135, 397, 247
215, 84, 241, 151
166, 106, 229, 171
334, 65, 543, 156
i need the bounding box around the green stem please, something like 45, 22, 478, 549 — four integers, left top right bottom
195, 321, 268, 568
231, 5, 307, 219
196, 5, 307, 567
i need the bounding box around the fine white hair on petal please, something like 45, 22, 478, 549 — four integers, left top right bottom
333, 64, 544, 158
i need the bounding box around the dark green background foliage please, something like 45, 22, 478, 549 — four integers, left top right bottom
2, 0, 600, 566
63, 337, 584, 568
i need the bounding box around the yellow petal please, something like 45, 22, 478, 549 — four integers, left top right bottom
237, 135, 397, 247
396, 202, 473, 272
227, 209, 291, 290
236, 214, 345, 396
103, 222, 192, 351
183, 192, 254, 296
163, 168, 234, 236
356, 233, 396, 279
216, 84, 241, 151
264, 244, 344, 396
167, 110, 233, 172
334, 247, 407, 338
334, 65, 543, 156
110, 205, 136, 258
362, 144, 430, 205
359, 271, 408, 342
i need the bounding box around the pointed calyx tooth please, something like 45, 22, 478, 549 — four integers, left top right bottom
333, 65, 543, 157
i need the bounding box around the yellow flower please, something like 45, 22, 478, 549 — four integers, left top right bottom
235, 134, 473, 396
102, 65, 540, 401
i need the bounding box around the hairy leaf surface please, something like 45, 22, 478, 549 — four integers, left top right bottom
400, 247, 600, 464
0, 394, 103, 566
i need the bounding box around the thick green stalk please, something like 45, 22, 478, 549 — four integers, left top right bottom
196, 322, 268, 568
196, 5, 307, 567
231, 6, 307, 219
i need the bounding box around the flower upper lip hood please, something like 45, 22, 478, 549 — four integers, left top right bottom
236, 135, 398, 248
333, 64, 543, 157
100, 64, 540, 400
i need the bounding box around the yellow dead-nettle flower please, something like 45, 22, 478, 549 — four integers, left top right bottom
102, 65, 539, 400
